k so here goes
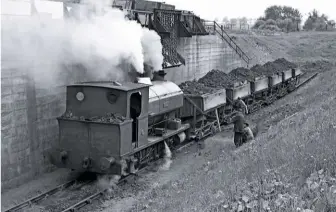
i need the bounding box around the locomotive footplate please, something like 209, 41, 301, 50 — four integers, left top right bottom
147, 124, 190, 145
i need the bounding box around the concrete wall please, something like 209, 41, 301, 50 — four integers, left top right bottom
165, 35, 244, 84
1, 64, 67, 191
1, 35, 246, 191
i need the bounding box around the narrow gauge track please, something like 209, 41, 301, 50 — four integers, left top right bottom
5, 72, 319, 212
60, 140, 197, 212
295, 72, 318, 90
60, 169, 147, 212
3, 179, 95, 212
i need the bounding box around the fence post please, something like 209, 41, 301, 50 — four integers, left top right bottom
213, 21, 216, 33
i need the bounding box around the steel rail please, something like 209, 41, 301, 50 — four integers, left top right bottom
60, 139, 197, 212
3, 179, 94, 212
295, 73, 318, 90
60, 170, 146, 212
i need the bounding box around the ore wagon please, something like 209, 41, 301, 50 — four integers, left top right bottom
180, 89, 227, 139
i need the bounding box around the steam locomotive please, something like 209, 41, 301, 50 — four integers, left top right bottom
46, 67, 302, 176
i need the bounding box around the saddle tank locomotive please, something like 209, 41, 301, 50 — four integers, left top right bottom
46, 71, 190, 176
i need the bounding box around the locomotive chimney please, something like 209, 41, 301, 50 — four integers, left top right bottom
152, 70, 167, 81
135, 63, 153, 85
143, 63, 154, 79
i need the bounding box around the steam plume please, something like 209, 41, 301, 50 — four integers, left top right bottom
160, 141, 173, 171
1, 0, 164, 88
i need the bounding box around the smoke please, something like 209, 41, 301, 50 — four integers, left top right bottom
1, 0, 164, 88
160, 141, 173, 171
141, 28, 164, 71
97, 174, 121, 196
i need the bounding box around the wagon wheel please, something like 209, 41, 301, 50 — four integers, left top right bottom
210, 124, 217, 135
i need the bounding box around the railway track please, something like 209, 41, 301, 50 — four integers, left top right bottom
60, 140, 196, 212
60, 171, 145, 212
3, 178, 95, 212
295, 72, 318, 90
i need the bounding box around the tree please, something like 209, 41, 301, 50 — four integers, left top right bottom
264, 5, 283, 20
328, 20, 335, 28
282, 6, 302, 22
239, 17, 248, 25
258, 5, 302, 31
252, 19, 265, 29
230, 18, 238, 26
304, 9, 329, 31
303, 18, 314, 30
222, 17, 229, 24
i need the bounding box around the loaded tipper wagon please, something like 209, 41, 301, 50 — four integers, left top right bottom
251, 58, 302, 102
230, 67, 269, 113
179, 81, 226, 140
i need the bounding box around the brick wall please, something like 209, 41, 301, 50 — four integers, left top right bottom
165, 35, 245, 84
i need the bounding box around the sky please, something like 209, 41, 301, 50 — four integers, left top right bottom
157, 0, 335, 23
1, 0, 334, 23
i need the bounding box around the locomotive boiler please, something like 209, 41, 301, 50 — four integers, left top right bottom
46, 72, 190, 176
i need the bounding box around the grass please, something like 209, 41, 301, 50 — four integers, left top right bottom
206, 68, 336, 211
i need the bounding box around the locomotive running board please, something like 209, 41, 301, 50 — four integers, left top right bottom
121, 124, 190, 157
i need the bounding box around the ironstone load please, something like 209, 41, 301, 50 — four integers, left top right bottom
251, 64, 269, 75
198, 69, 238, 88
178, 80, 218, 95
261, 58, 298, 75
230, 67, 259, 81
179, 58, 299, 96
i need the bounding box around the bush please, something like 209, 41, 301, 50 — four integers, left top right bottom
253, 20, 265, 29
276, 19, 286, 28
314, 18, 327, 31
304, 17, 328, 31
303, 18, 314, 30
265, 19, 277, 25
263, 24, 281, 31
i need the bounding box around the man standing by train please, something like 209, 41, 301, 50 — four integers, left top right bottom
230, 108, 246, 147
236, 97, 248, 115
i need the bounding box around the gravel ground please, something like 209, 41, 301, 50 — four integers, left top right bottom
28, 181, 101, 212
1, 169, 78, 211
